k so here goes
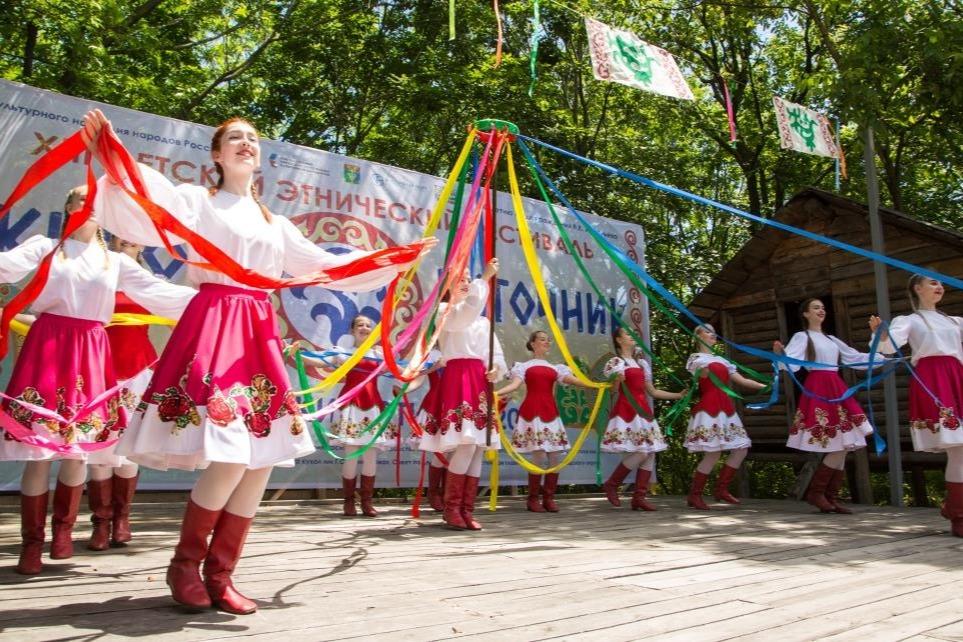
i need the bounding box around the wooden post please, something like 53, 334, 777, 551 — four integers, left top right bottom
863, 126, 904, 507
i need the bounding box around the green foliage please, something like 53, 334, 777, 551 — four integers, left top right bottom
3, 0, 962, 493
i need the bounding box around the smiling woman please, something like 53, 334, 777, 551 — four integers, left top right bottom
82, 109, 436, 615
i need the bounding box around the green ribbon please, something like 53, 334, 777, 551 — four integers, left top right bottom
528, 0, 542, 97
449, 0, 456, 40
294, 351, 405, 460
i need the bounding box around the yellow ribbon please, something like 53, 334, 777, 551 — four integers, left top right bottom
294, 129, 478, 398
9, 319, 30, 336
107, 313, 176, 327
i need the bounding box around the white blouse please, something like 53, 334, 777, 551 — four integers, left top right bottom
95, 165, 405, 291
438, 279, 506, 376
875, 311, 963, 365
509, 358, 572, 382
603, 355, 651, 381
0, 235, 195, 323
782, 331, 882, 373
686, 353, 736, 375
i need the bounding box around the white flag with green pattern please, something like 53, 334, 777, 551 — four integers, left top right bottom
585, 18, 694, 100
772, 96, 840, 158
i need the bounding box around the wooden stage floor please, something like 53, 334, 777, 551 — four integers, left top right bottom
0, 495, 961, 641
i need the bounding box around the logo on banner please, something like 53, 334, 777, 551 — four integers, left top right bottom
278, 212, 423, 349
343, 164, 362, 184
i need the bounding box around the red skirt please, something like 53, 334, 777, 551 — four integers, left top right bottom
787, 370, 872, 453
116, 283, 313, 470
418, 358, 498, 452
908, 356, 963, 452
0, 313, 124, 461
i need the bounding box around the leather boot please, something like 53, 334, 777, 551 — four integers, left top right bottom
825, 468, 853, 514
542, 473, 560, 513
50, 481, 83, 559
341, 476, 357, 517
16, 493, 48, 575
86, 478, 113, 551
462, 475, 482, 531
443, 471, 467, 530
427, 465, 445, 512
805, 464, 837, 513
110, 474, 138, 545
526, 474, 546, 513
602, 463, 631, 507
204, 511, 257, 615
166, 500, 221, 610
359, 475, 378, 517
631, 468, 657, 511
942, 481, 963, 537
713, 465, 742, 504
686, 471, 710, 510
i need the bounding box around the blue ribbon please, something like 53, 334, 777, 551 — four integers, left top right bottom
300, 349, 434, 377
519, 134, 963, 293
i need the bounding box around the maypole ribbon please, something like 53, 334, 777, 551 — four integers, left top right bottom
528, 0, 543, 97
520, 134, 963, 292
721, 75, 737, 143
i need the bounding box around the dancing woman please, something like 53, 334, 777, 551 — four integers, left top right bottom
683, 324, 766, 510
0, 187, 193, 575
419, 259, 505, 531
496, 330, 590, 513
85, 110, 434, 613
871, 276, 963, 536
775, 298, 883, 513
600, 325, 685, 511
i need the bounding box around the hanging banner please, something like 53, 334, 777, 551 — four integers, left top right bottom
585, 18, 694, 100
772, 96, 840, 159
0, 80, 649, 490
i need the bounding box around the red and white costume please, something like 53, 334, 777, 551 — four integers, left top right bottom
419, 279, 506, 453
879, 311, 963, 452
783, 331, 878, 453
0, 236, 194, 462
600, 356, 666, 454
329, 349, 398, 451
509, 359, 572, 453
683, 353, 750, 452
95, 166, 407, 470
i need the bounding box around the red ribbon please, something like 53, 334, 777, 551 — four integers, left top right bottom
96, 128, 426, 289
722, 76, 738, 143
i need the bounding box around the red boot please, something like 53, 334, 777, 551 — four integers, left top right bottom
166, 500, 221, 610
50, 481, 83, 560
825, 469, 853, 514
16, 493, 48, 575
443, 471, 467, 530
341, 477, 357, 517
204, 511, 257, 615
526, 474, 546, 513
462, 475, 482, 531
359, 475, 379, 517
942, 481, 963, 537
602, 463, 631, 507
805, 464, 837, 513
86, 479, 113, 551
542, 473, 560, 513
631, 468, 657, 511
427, 465, 445, 512
111, 474, 137, 545
686, 471, 710, 510
714, 465, 742, 504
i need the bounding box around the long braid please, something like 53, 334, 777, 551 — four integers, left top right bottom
96, 228, 109, 270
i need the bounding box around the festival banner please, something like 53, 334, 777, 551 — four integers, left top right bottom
585, 18, 694, 100
772, 96, 840, 159
0, 80, 650, 490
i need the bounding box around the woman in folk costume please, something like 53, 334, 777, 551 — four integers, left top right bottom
403, 348, 447, 511
84, 110, 434, 613
496, 330, 590, 513
0, 186, 194, 575
419, 259, 506, 531
871, 275, 963, 536
600, 325, 686, 511
774, 298, 883, 514
316, 315, 398, 517
683, 324, 766, 510
85, 237, 159, 551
